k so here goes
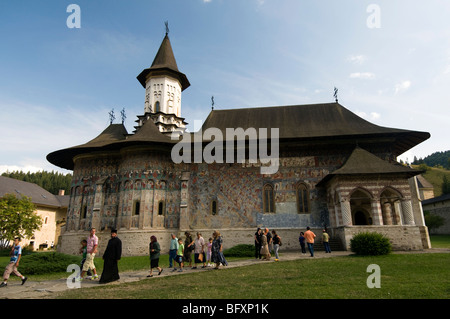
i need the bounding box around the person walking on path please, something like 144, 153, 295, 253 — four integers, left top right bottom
173, 238, 184, 272
193, 232, 206, 269
79, 239, 92, 278
265, 228, 273, 256
299, 232, 306, 255
184, 232, 194, 268
254, 228, 262, 259
79, 228, 99, 281
272, 230, 282, 261
0, 237, 27, 288
169, 234, 179, 269
211, 231, 228, 269
148, 236, 163, 277
322, 229, 331, 253
304, 227, 316, 257
260, 229, 270, 261
206, 237, 213, 267
99, 229, 122, 284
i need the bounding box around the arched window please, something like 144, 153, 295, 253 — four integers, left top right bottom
211, 199, 218, 215
297, 183, 310, 214
263, 184, 275, 213
155, 101, 160, 113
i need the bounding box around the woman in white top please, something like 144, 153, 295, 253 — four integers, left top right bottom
193, 232, 206, 268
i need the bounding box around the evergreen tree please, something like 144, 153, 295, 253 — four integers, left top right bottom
1, 170, 72, 195
442, 175, 450, 195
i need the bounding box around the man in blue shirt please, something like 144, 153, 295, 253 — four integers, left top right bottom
1, 237, 27, 288
169, 234, 179, 269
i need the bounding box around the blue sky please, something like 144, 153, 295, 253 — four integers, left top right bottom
1, 0, 449, 174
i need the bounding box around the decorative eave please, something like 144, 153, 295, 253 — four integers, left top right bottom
316, 146, 424, 187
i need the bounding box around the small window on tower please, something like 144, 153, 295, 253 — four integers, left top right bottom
82, 205, 88, 219
155, 101, 160, 113
211, 200, 218, 215
158, 201, 165, 215
134, 200, 140, 215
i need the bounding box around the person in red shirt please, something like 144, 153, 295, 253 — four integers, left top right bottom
304, 227, 316, 257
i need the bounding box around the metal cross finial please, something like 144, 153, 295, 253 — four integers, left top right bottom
120, 107, 126, 124
109, 108, 116, 124
165, 21, 169, 35
333, 87, 339, 103
211, 96, 215, 110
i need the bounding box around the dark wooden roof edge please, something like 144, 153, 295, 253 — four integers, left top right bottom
316, 146, 424, 187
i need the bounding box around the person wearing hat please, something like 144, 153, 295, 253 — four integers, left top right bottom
99, 228, 122, 284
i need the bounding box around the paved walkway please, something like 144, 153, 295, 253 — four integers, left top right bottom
1, 249, 448, 299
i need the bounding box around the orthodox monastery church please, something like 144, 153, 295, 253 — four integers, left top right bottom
47, 31, 431, 256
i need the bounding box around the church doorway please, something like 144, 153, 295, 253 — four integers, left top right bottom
354, 210, 370, 225
350, 189, 373, 225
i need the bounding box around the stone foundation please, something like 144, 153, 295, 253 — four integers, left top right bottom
58, 225, 429, 257
335, 225, 427, 251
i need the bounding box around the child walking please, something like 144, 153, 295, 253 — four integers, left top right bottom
173, 238, 184, 272
207, 237, 213, 267
79, 239, 92, 279
1, 237, 27, 288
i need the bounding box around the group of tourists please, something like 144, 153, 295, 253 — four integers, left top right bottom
254, 226, 331, 260
254, 227, 283, 261
1, 226, 331, 289
78, 227, 122, 284
156, 230, 228, 275
298, 227, 332, 257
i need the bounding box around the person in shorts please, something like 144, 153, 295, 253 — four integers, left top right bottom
1, 237, 27, 288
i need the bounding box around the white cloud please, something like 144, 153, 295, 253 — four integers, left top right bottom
0, 164, 44, 175
349, 72, 375, 79
395, 80, 411, 94
348, 55, 367, 65
355, 111, 381, 121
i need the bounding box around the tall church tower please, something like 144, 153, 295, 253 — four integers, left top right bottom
136, 27, 190, 135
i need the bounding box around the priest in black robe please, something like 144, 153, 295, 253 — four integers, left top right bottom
99, 229, 122, 284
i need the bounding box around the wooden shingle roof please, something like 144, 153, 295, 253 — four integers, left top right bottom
316, 146, 423, 187
199, 103, 430, 155
136, 34, 190, 91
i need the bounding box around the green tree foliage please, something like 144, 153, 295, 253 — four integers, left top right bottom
423, 211, 445, 234
0, 194, 43, 249
412, 150, 450, 169
1, 170, 72, 195
442, 175, 450, 195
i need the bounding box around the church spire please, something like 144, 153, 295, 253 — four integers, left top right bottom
137, 25, 190, 91
136, 24, 189, 135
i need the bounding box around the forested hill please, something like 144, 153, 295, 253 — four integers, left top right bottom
1, 170, 72, 195
412, 150, 450, 169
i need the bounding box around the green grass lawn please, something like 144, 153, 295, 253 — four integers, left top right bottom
53, 253, 450, 299
429, 235, 450, 248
